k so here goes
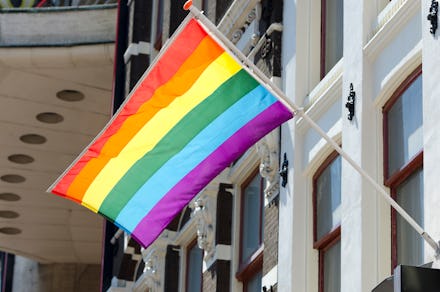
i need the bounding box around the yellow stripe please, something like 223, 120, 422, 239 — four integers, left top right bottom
81, 52, 241, 211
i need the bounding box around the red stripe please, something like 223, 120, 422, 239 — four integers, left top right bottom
52, 19, 207, 196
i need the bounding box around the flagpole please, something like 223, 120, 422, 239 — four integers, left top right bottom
183, 1, 440, 257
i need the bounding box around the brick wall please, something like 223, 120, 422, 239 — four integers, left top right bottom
263, 196, 279, 275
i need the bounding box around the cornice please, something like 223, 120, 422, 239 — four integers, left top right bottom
296, 62, 343, 134
364, 0, 420, 61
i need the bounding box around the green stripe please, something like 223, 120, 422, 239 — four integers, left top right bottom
99, 69, 258, 220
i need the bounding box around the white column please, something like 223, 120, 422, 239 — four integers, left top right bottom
279, 0, 319, 290
278, 0, 297, 290
341, 1, 382, 291
422, 0, 440, 265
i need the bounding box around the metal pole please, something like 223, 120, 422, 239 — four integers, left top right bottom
184, 0, 440, 256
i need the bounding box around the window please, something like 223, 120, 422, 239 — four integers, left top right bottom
321, 0, 344, 78
186, 240, 203, 292
313, 153, 341, 292
383, 66, 423, 268
236, 169, 264, 291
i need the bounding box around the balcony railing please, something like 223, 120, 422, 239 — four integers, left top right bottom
0, 0, 116, 9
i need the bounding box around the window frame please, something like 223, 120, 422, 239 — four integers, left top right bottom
382, 65, 423, 270
318, 228, 341, 292
320, 0, 344, 79
383, 65, 423, 185
236, 168, 264, 287
313, 151, 341, 292
389, 160, 423, 269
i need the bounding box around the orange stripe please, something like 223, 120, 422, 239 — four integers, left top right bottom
65, 35, 224, 202
52, 19, 206, 199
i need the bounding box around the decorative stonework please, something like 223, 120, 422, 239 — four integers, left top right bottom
142, 247, 164, 292
191, 194, 215, 260
256, 129, 280, 201
144, 250, 163, 292
218, 0, 260, 35
134, 239, 168, 292
230, 7, 259, 44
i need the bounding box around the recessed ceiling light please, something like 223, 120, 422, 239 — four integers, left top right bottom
36, 112, 64, 124
0, 211, 19, 219
0, 175, 25, 183
8, 154, 34, 164
0, 227, 21, 235
0, 193, 20, 202
20, 134, 47, 145
56, 89, 85, 102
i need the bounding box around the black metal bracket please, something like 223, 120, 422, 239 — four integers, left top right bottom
263, 285, 274, 292
279, 153, 288, 188
428, 0, 438, 36
345, 83, 356, 121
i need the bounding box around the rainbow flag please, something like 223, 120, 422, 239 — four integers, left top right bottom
49, 17, 293, 248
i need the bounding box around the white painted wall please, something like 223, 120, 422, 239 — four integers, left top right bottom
422, 0, 440, 266
341, 1, 383, 291
278, 0, 296, 290
279, 0, 428, 291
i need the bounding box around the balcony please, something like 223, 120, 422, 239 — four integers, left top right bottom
0, 2, 116, 264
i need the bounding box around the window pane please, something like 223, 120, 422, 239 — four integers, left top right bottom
323, 240, 341, 292
316, 156, 342, 240
187, 244, 203, 292
387, 75, 423, 175
324, 0, 344, 74
245, 270, 262, 292
396, 168, 424, 266
241, 174, 263, 262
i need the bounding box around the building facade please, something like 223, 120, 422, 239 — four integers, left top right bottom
281, 0, 440, 291
106, 0, 440, 291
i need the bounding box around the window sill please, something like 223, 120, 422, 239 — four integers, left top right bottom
296, 59, 343, 134
236, 245, 264, 281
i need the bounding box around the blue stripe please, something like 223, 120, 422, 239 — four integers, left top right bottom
115, 85, 278, 231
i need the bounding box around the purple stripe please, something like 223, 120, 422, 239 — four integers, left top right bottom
131, 101, 292, 247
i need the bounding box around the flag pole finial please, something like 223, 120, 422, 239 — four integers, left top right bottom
183, 0, 193, 10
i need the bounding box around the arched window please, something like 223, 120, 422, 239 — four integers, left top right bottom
313, 152, 341, 292
383, 66, 423, 268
